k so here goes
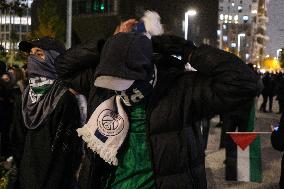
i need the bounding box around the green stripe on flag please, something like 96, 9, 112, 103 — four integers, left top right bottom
249, 136, 262, 182
248, 100, 262, 182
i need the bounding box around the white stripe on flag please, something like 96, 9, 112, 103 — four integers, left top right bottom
237, 146, 250, 182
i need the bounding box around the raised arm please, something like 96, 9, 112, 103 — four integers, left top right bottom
188, 45, 262, 119
55, 42, 101, 96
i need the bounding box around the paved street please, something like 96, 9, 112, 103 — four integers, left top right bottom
206, 98, 282, 189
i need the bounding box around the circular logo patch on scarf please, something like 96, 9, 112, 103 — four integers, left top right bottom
97, 109, 125, 136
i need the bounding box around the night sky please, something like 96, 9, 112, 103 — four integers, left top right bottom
266, 0, 284, 57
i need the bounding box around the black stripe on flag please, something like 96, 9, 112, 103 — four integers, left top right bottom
225, 135, 237, 180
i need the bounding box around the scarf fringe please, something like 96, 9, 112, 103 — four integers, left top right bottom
77, 127, 118, 166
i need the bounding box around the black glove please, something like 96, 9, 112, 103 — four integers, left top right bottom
152, 35, 196, 64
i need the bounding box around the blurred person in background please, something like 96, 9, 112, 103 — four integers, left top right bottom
260, 72, 276, 113
271, 113, 284, 189
0, 61, 14, 158
7, 64, 28, 188
275, 72, 284, 114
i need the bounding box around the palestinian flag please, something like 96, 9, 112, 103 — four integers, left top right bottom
226, 132, 262, 182
225, 101, 262, 182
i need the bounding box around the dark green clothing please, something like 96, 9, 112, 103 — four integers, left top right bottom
107, 104, 155, 189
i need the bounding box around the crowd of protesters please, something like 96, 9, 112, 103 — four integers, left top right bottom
259, 71, 284, 114
0, 10, 283, 189
0, 62, 27, 160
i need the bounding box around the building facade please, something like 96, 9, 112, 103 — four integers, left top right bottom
71, 0, 219, 47
218, 0, 269, 65
72, 0, 119, 16
0, 0, 32, 51
251, 0, 269, 66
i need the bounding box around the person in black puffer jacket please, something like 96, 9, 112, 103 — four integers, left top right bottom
271, 113, 284, 189
55, 23, 261, 189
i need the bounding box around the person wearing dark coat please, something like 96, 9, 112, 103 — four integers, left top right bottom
271, 113, 284, 189
0, 61, 14, 158
55, 22, 261, 189
260, 72, 276, 112
276, 74, 284, 114
17, 37, 82, 189
6, 65, 28, 188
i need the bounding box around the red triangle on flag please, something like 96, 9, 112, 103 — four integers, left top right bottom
229, 133, 257, 151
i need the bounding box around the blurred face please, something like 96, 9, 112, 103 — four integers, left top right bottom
30, 47, 45, 61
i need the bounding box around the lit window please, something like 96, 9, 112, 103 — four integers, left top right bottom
92, 0, 112, 13
238, 6, 242, 12
223, 24, 227, 29
223, 36, 228, 42
243, 15, 249, 21
246, 54, 250, 60
220, 14, 224, 20
234, 15, 238, 21
225, 15, 228, 20
232, 3, 235, 6
229, 15, 232, 20
217, 30, 221, 35
231, 43, 236, 47
251, 10, 257, 14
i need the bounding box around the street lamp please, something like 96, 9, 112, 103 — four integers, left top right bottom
237, 33, 245, 56
184, 9, 197, 40
277, 49, 283, 59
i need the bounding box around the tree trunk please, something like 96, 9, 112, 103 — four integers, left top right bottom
0, 10, 2, 46
19, 15, 22, 41
9, 7, 11, 53
4, 9, 6, 49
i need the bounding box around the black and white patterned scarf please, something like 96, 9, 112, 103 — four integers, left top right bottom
116, 65, 157, 106
77, 66, 157, 165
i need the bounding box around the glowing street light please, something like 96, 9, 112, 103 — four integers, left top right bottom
251, 10, 257, 14
187, 10, 197, 16
184, 9, 197, 40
